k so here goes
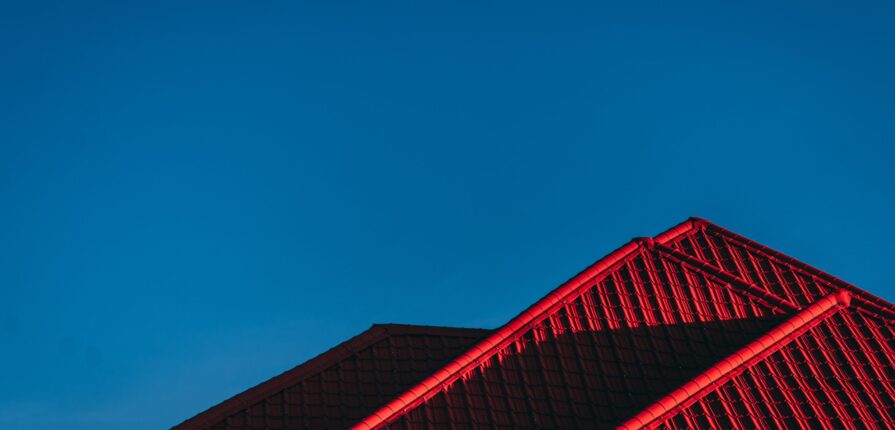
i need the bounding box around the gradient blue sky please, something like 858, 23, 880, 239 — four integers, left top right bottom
2, 1, 894, 429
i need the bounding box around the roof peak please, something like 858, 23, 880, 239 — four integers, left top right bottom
354, 217, 895, 429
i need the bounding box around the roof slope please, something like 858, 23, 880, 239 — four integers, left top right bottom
622, 293, 895, 429
355, 218, 895, 429
173, 324, 490, 430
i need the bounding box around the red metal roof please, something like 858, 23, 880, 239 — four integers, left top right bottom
175, 218, 895, 429
618, 290, 854, 429
172, 324, 490, 430
625, 298, 895, 429
355, 218, 895, 429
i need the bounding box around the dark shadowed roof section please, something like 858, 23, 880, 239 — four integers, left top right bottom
172, 324, 490, 430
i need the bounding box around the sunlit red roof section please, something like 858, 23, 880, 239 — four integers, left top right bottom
354, 218, 895, 429
172, 324, 490, 430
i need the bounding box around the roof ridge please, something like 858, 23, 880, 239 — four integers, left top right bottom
372, 324, 493, 337
618, 290, 853, 429
353, 219, 703, 429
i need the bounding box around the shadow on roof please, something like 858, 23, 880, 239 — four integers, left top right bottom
392, 314, 789, 429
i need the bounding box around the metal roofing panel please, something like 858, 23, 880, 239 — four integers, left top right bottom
651, 304, 895, 429
619, 290, 853, 429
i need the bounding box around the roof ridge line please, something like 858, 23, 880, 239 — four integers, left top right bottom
372, 324, 493, 337
655, 218, 702, 244
617, 290, 853, 430
651, 242, 799, 313
352, 219, 702, 429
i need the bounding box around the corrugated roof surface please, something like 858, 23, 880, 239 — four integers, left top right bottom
355, 218, 895, 429
174, 218, 895, 429
172, 324, 490, 430
640, 304, 895, 429
665, 222, 836, 307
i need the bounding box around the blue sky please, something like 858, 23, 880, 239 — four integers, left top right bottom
1, 1, 894, 429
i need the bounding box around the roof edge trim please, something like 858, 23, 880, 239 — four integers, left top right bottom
618, 289, 852, 430
353, 219, 700, 429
